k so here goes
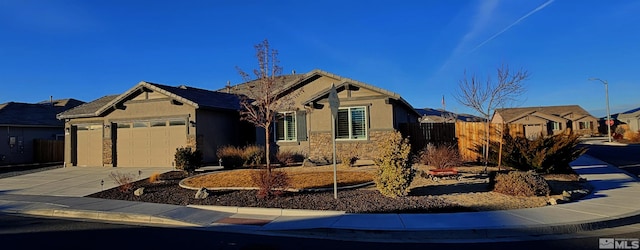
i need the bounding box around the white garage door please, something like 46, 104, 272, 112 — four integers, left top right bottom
116, 119, 187, 167
75, 124, 103, 166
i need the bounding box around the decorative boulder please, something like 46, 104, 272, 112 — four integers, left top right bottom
134, 187, 145, 197
302, 158, 316, 167
195, 187, 209, 199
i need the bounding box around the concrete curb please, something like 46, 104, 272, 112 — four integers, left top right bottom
188, 205, 346, 216
17, 208, 199, 227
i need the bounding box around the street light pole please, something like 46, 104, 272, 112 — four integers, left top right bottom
589, 78, 612, 142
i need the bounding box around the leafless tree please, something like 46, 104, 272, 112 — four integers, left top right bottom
454, 64, 529, 165
236, 39, 301, 172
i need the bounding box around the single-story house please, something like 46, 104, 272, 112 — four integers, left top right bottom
1, 98, 84, 165
415, 108, 485, 123
492, 105, 599, 138
57, 81, 252, 167
222, 69, 420, 162
618, 107, 640, 132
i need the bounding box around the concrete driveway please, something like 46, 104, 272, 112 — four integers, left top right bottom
0, 166, 174, 197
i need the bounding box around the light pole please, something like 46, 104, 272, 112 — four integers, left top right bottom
588, 78, 612, 142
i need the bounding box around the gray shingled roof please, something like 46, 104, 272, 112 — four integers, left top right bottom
223, 69, 419, 116
57, 95, 119, 119
495, 105, 593, 122
145, 82, 241, 111
1, 100, 84, 127
57, 81, 242, 120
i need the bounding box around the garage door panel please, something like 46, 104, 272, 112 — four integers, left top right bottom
76, 126, 102, 166
116, 121, 186, 167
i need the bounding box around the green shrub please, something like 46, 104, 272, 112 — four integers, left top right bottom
174, 147, 203, 173
243, 145, 265, 166
417, 143, 462, 169
491, 171, 550, 197
216, 145, 244, 169
480, 129, 586, 174
374, 131, 414, 198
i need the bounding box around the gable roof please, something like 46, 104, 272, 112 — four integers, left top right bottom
57, 81, 241, 120
1, 100, 84, 127
228, 69, 420, 116
495, 105, 594, 123
620, 107, 640, 116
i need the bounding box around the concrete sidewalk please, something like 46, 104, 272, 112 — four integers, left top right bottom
1, 155, 639, 242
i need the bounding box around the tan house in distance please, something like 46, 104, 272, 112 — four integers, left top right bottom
223, 69, 420, 162
617, 107, 640, 132
492, 105, 599, 138
57, 81, 252, 167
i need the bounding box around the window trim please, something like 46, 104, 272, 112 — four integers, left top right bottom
276, 111, 297, 142
335, 106, 368, 140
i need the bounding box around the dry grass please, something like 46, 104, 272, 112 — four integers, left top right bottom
148, 172, 161, 183
183, 167, 375, 190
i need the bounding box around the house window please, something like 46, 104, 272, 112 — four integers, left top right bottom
336, 106, 367, 140
276, 112, 296, 141
579, 121, 591, 129
552, 122, 562, 130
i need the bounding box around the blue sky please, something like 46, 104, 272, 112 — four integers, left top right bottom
1, 0, 639, 118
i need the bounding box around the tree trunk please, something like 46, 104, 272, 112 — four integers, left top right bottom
265, 125, 271, 173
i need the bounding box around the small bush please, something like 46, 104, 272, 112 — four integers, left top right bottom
174, 147, 203, 173
251, 169, 291, 199
482, 129, 586, 174
624, 130, 640, 143
374, 131, 414, 198
492, 171, 550, 197
109, 171, 136, 193
275, 150, 305, 167
243, 145, 265, 166
339, 153, 358, 168
417, 143, 462, 169
217, 145, 245, 169
148, 172, 161, 183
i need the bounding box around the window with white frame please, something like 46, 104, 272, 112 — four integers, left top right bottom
336, 106, 367, 140
276, 112, 296, 141
578, 121, 591, 129
552, 121, 562, 130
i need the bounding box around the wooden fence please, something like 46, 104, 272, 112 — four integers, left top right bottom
398, 123, 457, 154
33, 139, 64, 163
455, 121, 525, 161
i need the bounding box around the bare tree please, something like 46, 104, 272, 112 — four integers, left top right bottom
236, 39, 301, 172
454, 64, 529, 166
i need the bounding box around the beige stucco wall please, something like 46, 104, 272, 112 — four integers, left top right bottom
63, 92, 198, 167
269, 74, 411, 160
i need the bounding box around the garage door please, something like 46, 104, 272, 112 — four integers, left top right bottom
75, 124, 103, 166
116, 119, 187, 167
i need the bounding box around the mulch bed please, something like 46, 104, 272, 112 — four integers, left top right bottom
86, 171, 475, 213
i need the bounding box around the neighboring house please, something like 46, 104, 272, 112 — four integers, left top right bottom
0, 99, 84, 165
415, 108, 485, 123
222, 69, 420, 162
57, 81, 252, 168
618, 107, 640, 132
492, 105, 599, 138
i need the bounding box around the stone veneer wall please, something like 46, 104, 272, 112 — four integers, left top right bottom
309, 130, 395, 163
102, 138, 112, 166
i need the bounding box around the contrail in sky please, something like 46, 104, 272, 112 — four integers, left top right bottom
472, 0, 554, 51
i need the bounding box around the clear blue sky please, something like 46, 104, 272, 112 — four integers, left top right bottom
1, 0, 639, 118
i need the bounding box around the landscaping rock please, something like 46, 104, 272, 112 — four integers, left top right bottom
134, 187, 144, 197
195, 187, 209, 199
302, 158, 316, 167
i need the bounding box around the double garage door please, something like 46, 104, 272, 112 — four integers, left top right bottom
116, 120, 187, 167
